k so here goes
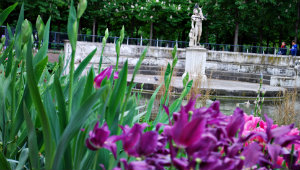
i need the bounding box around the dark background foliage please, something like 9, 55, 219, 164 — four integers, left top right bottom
1, 0, 299, 47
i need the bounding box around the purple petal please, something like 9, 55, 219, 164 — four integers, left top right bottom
226, 108, 245, 138
271, 124, 294, 139
173, 158, 188, 170
136, 131, 158, 156
275, 135, 300, 147
113, 71, 119, 79
242, 142, 262, 168
174, 117, 206, 148
267, 144, 282, 167
265, 114, 273, 142
94, 66, 113, 88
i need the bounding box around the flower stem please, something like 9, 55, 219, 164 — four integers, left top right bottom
67, 49, 76, 118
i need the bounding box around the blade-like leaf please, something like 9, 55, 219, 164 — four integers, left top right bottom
26, 37, 53, 169
106, 61, 128, 128
81, 66, 95, 104
52, 86, 107, 170
0, 2, 18, 26
145, 84, 162, 123
15, 148, 29, 170
15, 3, 24, 36
22, 102, 40, 170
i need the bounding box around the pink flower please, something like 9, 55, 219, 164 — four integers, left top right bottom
94, 66, 118, 88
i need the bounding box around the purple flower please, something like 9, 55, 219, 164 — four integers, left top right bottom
120, 123, 159, 157
164, 113, 206, 148
242, 142, 262, 168
85, 122, 120, 158
226, 108, 245, 139
94, 66, 118, 88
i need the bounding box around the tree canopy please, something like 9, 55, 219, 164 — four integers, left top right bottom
1, 0, 299, 47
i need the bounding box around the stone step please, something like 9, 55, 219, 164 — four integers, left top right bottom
205, 70, 271, 85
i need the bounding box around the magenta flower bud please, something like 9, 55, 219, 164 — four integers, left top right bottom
94, 66, 118, 88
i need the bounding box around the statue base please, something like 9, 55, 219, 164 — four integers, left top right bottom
183, 46, 208, 87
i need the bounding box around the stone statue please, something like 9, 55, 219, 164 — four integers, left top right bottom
189, 4, 206, 47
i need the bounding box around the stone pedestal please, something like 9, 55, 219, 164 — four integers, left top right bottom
184, 47, 207, 87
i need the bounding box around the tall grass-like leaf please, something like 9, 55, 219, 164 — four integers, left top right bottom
53, 74, 73, 170
0, 2, 18, 26
33, 17, 51, 65
115, 40, 121, 70
54, 74, 67, 132
74, 48, 97, 80
15, 148, 29, 170
81, 67, 95, 104
183, 72, 189, 87
106, 61, 128, 128
0, 151, 11, 170
51, 86, 107, 170
22, 102, 40, 170
15, 3, 24, 37
145, 84, 162, 123
25, 37, 53, 169
164, 63, 171, 86
43, 89, 60, 144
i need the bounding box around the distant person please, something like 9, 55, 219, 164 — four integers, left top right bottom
290, 40, 298, 56
278, 42, 287, 55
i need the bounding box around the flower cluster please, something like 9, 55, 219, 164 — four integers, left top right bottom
86, 97, 300, 170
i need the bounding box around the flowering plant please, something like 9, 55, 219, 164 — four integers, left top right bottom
87, 97, 300, 170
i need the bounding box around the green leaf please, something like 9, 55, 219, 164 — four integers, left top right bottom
43, 89, 60, 144
145, 84, 162, 123
171, 45, 177, 59
15, 3, 24, 36
15, 148, 29, 170
74, 48, 97, 80
81, 67, 95, 104
51, 86, 107, 170
183, 72, 189, 87
106, 61, 128, 128
25, 37, 53, 169
22, 102, 40, 170
0, 2, 18, 26
0, 151, 11, 170
164, 63, 171, 85
33, 17, 51, 65
54, 74, 68, 132
63, 48, 97, 96
67, 0, 77, 51
115, 40, 121, 70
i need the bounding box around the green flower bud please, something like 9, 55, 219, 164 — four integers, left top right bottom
21, 19, 32, 44
77, 0, 87, 19
36, 15, 45, 40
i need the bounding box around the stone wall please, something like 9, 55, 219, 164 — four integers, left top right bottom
64, 41, 300, 87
